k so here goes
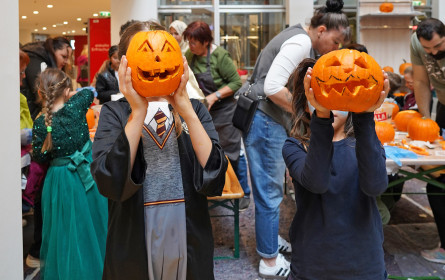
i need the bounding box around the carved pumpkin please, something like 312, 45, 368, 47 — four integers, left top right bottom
399, 59, 412, 75
379, 2, 394, 13
407, 117, 440, 142
311, 49, 384, 112
375, 121, 395, 144
126, 30, 184, 97
393, 110, 422, 131
383, 101, 399, 119
382, 66, 394, 73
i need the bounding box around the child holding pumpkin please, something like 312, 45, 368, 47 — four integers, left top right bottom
91, 21, 227, 280
31, 68, 108, 279
282, 58, 390, 280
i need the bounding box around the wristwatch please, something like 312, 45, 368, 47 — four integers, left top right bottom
215, 91, 222, 100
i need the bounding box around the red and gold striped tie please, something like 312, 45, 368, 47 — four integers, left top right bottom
154, 109, 167, 137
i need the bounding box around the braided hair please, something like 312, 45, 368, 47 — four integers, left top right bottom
36, 68, 73, 152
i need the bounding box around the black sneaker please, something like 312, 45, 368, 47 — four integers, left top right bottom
239, 196, 250, 212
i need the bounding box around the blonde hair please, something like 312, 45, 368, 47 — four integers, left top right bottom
36, 68, 73, 152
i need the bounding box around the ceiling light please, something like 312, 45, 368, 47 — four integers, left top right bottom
72, 30, 75, 33
22, 16, 27, 19
42, 27, 47, 30
33, 11, 39, 14
52, 24, 56, 27
77, 18, 82, 21
62, 32, 66, 35
47, 4, 53, 8
93, 13, 98, 17
67, 31, 71, 34
63, 21, 68, 24
34, 29, 38, 32
82, 28, 86, 31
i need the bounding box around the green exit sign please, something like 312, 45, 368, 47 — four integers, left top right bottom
412, 1, 422, 6
99, 11, 110, 17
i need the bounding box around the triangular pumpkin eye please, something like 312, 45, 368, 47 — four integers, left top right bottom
161, 40, 175, 53
325, 56, 342, 67
138, 40, 154, 52
354, 56, 368, 69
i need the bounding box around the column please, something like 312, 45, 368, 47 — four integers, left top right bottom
287, 0, 313, 27
110, 0, 158, 45
0, 0, 23, 279
432, 0, 445, 23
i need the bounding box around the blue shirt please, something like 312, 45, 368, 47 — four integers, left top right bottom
282, 112, 388, 280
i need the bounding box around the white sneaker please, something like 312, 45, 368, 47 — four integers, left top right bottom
26, 254, 40, 268
259, 253, 290, 279
278, 235, 292, 254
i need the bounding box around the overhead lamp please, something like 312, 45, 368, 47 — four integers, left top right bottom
33, 11, 39, 14
47, 4, 53, 8
93, 13, 98, 17
82, 28, 86, 31
63, 21, 68, 24
62, 32, 66, 35
34, 29, 38, 32
72, 30, 75, 33
52, 24, 56, 27
43, 27, 47, 30
22, 16, 27, 19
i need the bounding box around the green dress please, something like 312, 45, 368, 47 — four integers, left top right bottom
32, 89, 107, 280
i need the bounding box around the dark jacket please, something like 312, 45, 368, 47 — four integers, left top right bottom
21, 42, 57, 120
91, 98, 227, 280
95, 63, 119, 104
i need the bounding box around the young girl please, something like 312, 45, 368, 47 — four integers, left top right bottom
282, 59, 390, 280
91, 21, 227, 280
32, 68, 107, 279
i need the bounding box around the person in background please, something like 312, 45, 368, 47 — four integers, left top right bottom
77, 44, 89, 87
242, 0, 350, 278
21, 36, 71, 120
91, 21, 227, 280
283, 58, 389, 280
411, 17, 445, 264
402, 66, 417, 110
32, 68, 107, 279
95, 45, 120, 104
184, 21, 242, 171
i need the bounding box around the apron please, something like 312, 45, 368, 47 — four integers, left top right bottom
191, 47, 241, 163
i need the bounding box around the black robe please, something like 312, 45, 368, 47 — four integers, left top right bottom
91, 98, 227, 280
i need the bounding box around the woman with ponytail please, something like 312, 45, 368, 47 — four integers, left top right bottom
32, 68, 107, 279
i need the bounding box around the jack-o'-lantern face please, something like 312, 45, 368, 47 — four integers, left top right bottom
126, 31, 184, 97
311, 49, 384, 112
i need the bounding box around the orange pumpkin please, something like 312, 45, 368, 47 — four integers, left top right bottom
311, 49, 384, 112
126, 30, 184, 97
399, 59, 412, 75
382, 66, 394, 73
393, 110, 422, 131
383, 101, 399, 119
407, 117, 440, 142
379, 2, 394, 13
375, 121, 395, 144
86, 108, 95, 129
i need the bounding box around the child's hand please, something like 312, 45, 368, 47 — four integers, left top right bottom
363, 70, 390, 113
304, 67, 330, 118
118, 55, 148, 115
165, 57, 194, 119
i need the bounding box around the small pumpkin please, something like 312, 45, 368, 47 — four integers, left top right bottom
382, 66, 394, 73
379, 2, 394, 13
86, 108, 95, 129
383, 101, 399, 119
399, 59, 412, 75
393, 110, 422, 131
311, 49, 384, 112
407, 117, 440, 142
375, 121, 395, 144
126, 30, 184, 97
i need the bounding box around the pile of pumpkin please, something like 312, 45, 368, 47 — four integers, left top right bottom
375, 106, 442, 155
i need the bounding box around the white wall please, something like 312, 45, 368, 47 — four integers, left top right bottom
432, 0, 445, 23
110, 0, 158, 45
0, 0, 23, 279
287, 0, 313, 27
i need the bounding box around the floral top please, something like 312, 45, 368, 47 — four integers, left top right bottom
32, 89, 93, 163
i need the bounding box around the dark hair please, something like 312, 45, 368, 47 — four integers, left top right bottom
119, 19, 140, 37
183, 21, 213, 45
44, 36, 70, 65
20, 49, 30, 69
108, 45, 118, 58
288, 58, 353, 148
341, 43, 368, 54
118, 20, 165, 59
416, 18, 445, 41
403, 66, 413, 75
310, 0, 351, 41
386, 71, 402, 96
36, 68, 73, 152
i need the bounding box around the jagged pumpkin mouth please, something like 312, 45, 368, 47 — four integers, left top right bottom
315, 74, 379, 96
137, 65, 180, 82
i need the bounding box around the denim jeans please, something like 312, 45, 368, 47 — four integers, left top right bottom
244, 110, 287, 258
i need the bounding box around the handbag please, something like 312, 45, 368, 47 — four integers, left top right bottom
232, 82, 259, 135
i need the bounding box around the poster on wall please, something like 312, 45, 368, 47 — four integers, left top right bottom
88, 18, 110, 84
